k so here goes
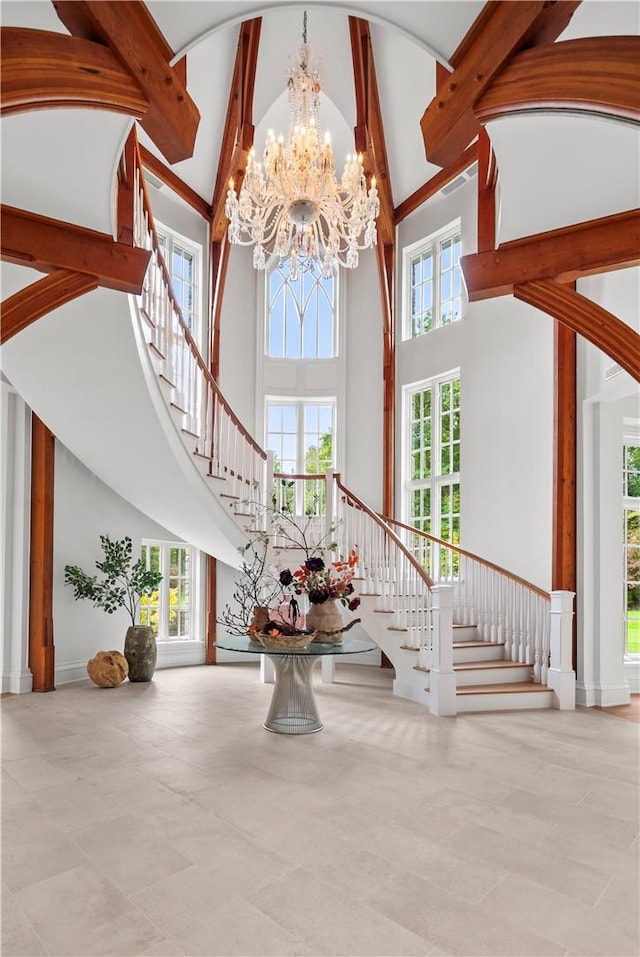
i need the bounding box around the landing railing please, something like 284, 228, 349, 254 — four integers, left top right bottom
332, 474, 435, 667
386, 517, 551, 685
130, 142, 267, 500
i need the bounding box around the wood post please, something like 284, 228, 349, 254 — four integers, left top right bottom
28, 415, 55, 691
205, 554, 217, 663
553, 321, 577, 667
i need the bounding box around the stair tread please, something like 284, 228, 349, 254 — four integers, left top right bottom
454, 659, 532, 671
457, 681, 551, 695
453, 640, 505, 649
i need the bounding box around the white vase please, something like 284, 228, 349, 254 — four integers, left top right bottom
306, 599, 344, 643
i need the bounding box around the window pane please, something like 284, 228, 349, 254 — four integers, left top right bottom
267, 257, 335, 359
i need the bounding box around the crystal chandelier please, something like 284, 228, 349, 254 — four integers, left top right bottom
225, 12, 380, 278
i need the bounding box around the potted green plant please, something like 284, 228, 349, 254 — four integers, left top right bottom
64, 534, 163, 682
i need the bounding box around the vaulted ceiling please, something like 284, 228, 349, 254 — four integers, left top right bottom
1, 1, 639, 293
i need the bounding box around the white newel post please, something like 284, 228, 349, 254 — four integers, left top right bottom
324, 468, 335, 543
265, 451, 275, 529
429, 585, 456, 716
321, 468, 336, 683
548, 590, 576, 710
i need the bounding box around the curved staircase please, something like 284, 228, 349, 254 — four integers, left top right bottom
2, 141, 575, 714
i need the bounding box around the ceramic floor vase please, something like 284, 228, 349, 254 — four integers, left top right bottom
124, 625, 157, 681
306, 599, 344, 643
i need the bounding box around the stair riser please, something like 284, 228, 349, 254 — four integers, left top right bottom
453, 644, 505, 664
452, 625, 479, 641
456, 665, 533, 686
456, 691, 553, 712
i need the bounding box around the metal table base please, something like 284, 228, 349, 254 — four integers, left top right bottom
264, 654, 322, 734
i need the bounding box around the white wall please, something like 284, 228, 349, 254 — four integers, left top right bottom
344, 248, 384, 511
53, 442, 200, 685
1, 382, 32, 693
396, 178, 554, 588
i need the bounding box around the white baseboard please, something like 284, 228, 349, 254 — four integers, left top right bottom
393, 678, 430, 706
576, 681, 632, 707
156, 644, 206, 669
1, 670, 33, 694
55, 659, 90, 685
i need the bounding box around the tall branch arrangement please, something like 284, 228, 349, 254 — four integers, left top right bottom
217, 503, 346, 636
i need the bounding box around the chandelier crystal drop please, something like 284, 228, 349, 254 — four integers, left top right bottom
225, 11, 380, 278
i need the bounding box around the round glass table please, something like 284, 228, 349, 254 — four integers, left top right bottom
215, 635, 377, 735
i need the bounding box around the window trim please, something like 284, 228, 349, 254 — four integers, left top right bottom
264, 397, 337, 474
402, 371, 461, 575
140, 540, 201, 644
402, 220, 463, 341
156, 221, 203, 350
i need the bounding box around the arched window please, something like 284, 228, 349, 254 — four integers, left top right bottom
267, 258, 336, 358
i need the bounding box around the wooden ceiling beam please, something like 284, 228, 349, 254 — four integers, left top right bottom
1, 27, 148, 118
461, 209, 640, 300
1, 270, 98, 344
394, 142, 478, 225
210, 18, 262, 244
1, 206, 151, 294
139, 145, 213, 221
515, 279, 640, 382
349, 17, 394, 246
421, 1, 581, 168
349, 16, 396, 518
476, 36, 640, 125
52, 0, 200, 164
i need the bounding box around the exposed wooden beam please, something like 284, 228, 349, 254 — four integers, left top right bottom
477, 129, 497, 252
1, 206, 151, 294
475, 36, 640, 126
29, 415, 56, 692
461, 209, 640, 301
552, 299, 578, 671
53, 0, 200, 163
349, 17, 394, 246
117, 128, 136, 246
205, 555, 217, 664
210, 18, 262, 244
1, 26, 148, 118
377, 242, 396, 518
552, 320, 577, 665
421, 1, 581, 168
394, 142, 478, 225
1, 271, 98, 344
514, 279, 640, 382
140, 145, 213, 221
350, 16, 396, 519
210, 237, 231, 382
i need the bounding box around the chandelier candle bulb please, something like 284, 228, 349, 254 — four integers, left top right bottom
225, 11, 379, 274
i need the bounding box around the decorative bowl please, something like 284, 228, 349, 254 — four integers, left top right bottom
253, 631, 317, 650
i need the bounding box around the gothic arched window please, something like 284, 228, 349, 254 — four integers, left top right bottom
267, 258, 336, 358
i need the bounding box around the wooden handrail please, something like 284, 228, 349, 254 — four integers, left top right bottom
273, 473, 325, 481
333, 474, 434, 589
132, 139, 267, 460
383, 514, 550, 601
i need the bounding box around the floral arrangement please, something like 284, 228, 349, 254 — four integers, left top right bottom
279, 549, 361, 611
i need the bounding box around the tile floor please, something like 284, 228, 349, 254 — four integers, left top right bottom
1, 663, 639, 957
